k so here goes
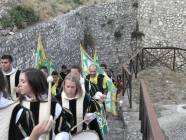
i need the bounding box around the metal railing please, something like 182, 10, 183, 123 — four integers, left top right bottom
122, 64, 132, 108
122, 47, 186, 108
139, 80, 165, 140
142, 47, 186, 71
121, 47, 186, 139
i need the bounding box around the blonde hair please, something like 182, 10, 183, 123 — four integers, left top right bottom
63, 73, 83, 97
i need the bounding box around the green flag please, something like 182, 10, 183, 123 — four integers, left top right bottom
35, 34, 53, 74
93, 48, 98, 63
96, 107, 109, 136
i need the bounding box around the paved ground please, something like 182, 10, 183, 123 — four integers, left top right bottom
104, 113, 125, 140
120, 94, 142, 140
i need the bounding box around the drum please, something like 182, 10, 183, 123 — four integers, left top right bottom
72, 130, 100, 140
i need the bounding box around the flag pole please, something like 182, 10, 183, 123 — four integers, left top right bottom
46, 76, 53, 140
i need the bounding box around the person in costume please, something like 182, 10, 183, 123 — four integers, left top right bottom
0, 69, 54, 140
69, 65, 106, 103
60, 64, 68, 81
86, 64, 108, 95
18, 68, 73, 140
39, 66, 49, 78
58, 65, 97, 97
1, 54, 21, 100
70, 65, 97, 97
56, 73, 103, 140
51, 71, 63, 96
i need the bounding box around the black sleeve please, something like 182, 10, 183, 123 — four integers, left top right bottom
9, 105, 34, 140
15, 70, 21, 86
89, 119, 103, 140
87, 97, 101, 113
51, 99, 74, 134
89, 82, 98, 97
55, 93, 62, 105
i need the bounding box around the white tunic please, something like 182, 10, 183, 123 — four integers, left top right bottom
0, 96, 17, 140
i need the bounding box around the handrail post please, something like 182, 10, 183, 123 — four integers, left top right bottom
129, 60, 133, 73
129, 74, 132, 108
122, 67, 125, 96
135, 54, 138, 78
173, 48, 176, 71
142, 49, 144, 70
122, 64, 132, 108
139, 85, 143, 121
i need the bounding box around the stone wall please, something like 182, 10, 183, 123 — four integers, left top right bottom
138, 0, 186, 49
0, 0, 136, 74
1, 0, 186, 74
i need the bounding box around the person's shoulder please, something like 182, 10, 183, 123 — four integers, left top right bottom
13, 104, 31, 124
16, 69, 21, 74
51, 97, 61, 104
84, 78, 91, 84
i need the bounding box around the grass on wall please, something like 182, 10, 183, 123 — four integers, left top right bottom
0, 5, 39, 29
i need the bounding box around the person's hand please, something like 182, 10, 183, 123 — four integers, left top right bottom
84, 113, 96, 125
101, 94, 107, 101
29, 116, 54, 140
94, 92, 107, 104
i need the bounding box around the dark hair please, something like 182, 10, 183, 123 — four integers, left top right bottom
39, 66, 48, 74
61, 65, 67, 69
70, 65, 81, 73
0, 69, 6, 93
22, 68, 48, 100
51, 70, 58, 76
100, 63, 107, 69
1, 54, 13, 62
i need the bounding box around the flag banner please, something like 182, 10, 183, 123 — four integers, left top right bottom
93, 48, 98, 63
35, 34, 54, 74
96, 107, 109, 136
80, 45, 118, 116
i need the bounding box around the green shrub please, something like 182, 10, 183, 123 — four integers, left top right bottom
0, 16, 14, 28
0, 5, 39, 29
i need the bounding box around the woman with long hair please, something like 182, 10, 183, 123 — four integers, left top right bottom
56, 73, 103, 140
0, 69, 54, 140
18, 68, 73, 140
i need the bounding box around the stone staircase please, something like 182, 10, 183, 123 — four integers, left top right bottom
120, 92, 142, 140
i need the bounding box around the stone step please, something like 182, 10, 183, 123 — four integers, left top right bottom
120, 94, 142, 140
104, 95, 125, 140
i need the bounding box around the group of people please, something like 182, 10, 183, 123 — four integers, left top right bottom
0, 54, 112, 140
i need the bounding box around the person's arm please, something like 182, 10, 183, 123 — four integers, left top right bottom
13, 106, 54, 140
54, 102, 74, 133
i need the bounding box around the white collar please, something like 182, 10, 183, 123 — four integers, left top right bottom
62, 91, 83, 100
3, 68, 17, 76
